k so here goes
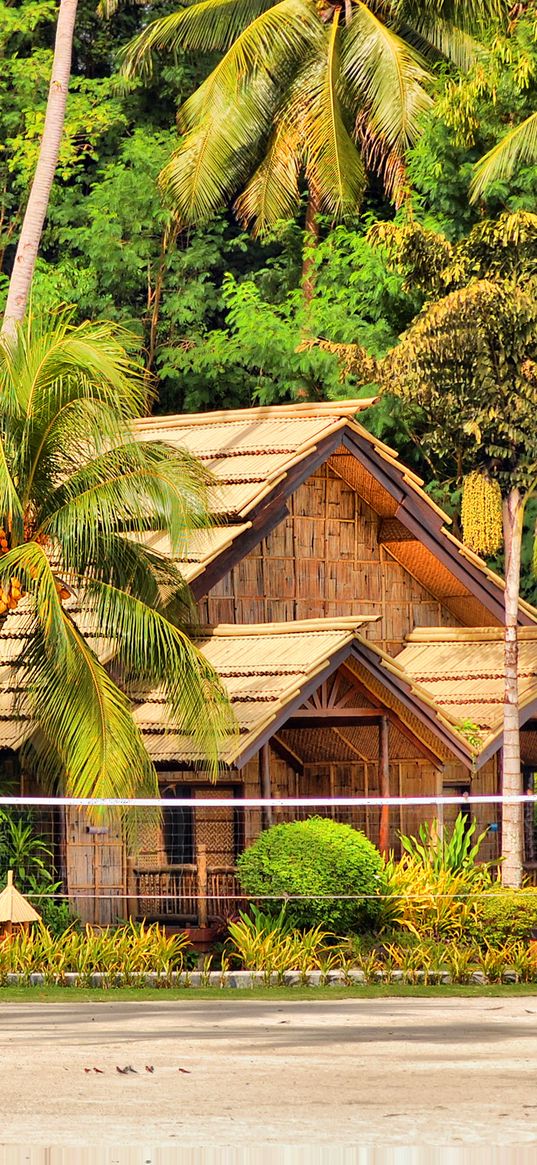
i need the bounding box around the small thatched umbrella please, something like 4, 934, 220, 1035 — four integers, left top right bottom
0, 870, 41, 938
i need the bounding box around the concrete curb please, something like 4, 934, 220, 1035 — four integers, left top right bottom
0, 967, 528, 988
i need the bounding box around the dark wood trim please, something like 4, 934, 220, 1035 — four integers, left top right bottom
342, 426, 535, 627
190, 497, 289, 600
271, 734, 304, 775
287, 707, 385, 724
234, 643, 356, 769
478, 697, 537, 768
394, 504, 507, 625
347, 642, 474, 770
340, 431, 406, 506
379, 715, 390, 856
338, 662, 446, 768
192, 418, 536, 626
259, 743, 273, 828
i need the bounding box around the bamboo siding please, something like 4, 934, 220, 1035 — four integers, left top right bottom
199, 464, 463, 653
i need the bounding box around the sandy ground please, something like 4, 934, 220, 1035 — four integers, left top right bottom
0, 997, 536, 1154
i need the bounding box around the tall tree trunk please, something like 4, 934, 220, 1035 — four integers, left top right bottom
301, 186, 321, 306
501, 486, 525, 888
2, 0, 79, 337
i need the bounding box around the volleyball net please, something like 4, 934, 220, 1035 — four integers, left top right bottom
0, 792, 535, 924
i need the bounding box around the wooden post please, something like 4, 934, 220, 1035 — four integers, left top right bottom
435, 768, 444, 841
379, 716, 390, 857
197, 843, 208, 928
260, 744, 274, 829
126, 856, 138, 921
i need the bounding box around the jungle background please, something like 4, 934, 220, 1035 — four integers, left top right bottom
3, 0, 537, 597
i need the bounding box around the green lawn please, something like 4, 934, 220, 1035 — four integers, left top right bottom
1, 983, 537, 1002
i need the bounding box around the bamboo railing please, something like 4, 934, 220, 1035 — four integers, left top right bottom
128, 846, 242, 926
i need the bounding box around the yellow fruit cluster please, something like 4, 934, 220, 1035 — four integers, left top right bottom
0, 578, 22, 615
0, 528, 8, 554
461, 471, 503, 556
55, 580, 70, 601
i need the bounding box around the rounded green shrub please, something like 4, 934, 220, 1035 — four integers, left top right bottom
470, 888, 537, 946
236, 816, 385, 932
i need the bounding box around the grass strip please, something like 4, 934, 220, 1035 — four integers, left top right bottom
1, 983, 537, 1002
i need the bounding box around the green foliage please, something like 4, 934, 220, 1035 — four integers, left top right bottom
0, 310, 234, 797
0, 811, 53, 888
0, 810, 79, 936
400, 812, 492, 883
0, 920, 191, 984
382, 276, 537, 498
226, 905, 334, 979
407, 6, 537, 236
380, 855, 483, 940
121, 0, 437, 231
470, 888, 537, 946
236, 816, 386, 932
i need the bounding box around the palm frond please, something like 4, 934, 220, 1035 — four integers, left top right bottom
159, 0, 320, 224
470, 112, 537, 202
38, 441, 213, 563
0, 543, 73, 665
0, 433, 24, 544
403, 18, 482, 70
22, 618, 159, 801
393, 0, 509, 34
120, 0, 277, 78
341, 4, 432, 153
289, 17, 365, 218
1, 312, 149, 424
234, 114, 303, 233
83, 579, 236, 779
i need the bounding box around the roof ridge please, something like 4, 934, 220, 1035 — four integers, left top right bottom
195, 616, 380, 637
135, 399, 376, 430
405, 627, 537, 643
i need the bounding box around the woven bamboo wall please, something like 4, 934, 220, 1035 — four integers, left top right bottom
198, 464, 461, 654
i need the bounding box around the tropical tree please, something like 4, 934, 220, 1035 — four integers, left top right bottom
119, 0, 509, 240
382, 274, 537, 888
2, 0, 79, 336
471, 111, 537, 201
0, 311, 233, 800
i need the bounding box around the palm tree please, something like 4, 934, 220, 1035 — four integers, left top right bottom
120, 0, 509, 236
471, 111, 537, 202
0, 311, 233, 800
2, 0, 79, 336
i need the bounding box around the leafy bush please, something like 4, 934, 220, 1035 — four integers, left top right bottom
470, 889, 537, 947
236, 817, 385, 932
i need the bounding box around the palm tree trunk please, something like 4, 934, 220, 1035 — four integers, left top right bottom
302, 186, 321, 306
501, 486, 525, 888
2, 0, 79, 337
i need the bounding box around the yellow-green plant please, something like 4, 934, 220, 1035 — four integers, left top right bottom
381, 854, 482, 940
225, 907, 334, 980
0, 921, 191, 985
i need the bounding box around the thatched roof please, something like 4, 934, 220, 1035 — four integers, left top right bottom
0, 871, 41, 924
136, 399, 537, 627
134, 618, 520, 770
134, 617, 379, 766
397, 627, 537, 764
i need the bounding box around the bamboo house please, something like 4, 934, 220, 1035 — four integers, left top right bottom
2, 399, 537, 926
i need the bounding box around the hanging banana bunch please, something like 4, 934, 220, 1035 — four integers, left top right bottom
461, 472, 504, 556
